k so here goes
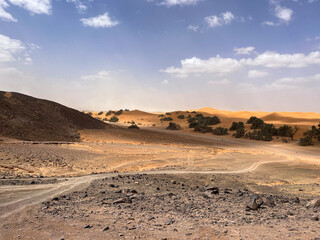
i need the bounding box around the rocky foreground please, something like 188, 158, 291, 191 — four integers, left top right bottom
7, 173, 314, 240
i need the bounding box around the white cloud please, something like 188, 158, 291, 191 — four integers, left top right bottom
7, 0, 52, 15
159, 0, 202, 7
234, 47, 256, 55
274, 5, 293, 23
248, 70, 269, 79
0, 0, 17, 22
0, 34, 25, 63
66, 0, 88, 13
80, 12, 119, 28
205, 11, 235, 28
188, 25, 199, 32
264, 1, 293, 26
241, 51, 320, 68
161, 50, 320, 78
160, 55, 242, 78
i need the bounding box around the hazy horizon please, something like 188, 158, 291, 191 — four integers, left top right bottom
1, 0, 320, 112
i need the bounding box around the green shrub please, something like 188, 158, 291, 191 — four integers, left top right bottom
299, 136, 313, 146
115, 109, 123, 116
166, 112, 172, 115
160, 117, 173, 121
87, 112, 93, 116
212, 127, 228, 136
128, 124, 139, 129
233, 127, 245, 138
247, 116, 265, 129
177, 115, 185, 119
187, 114, 192, 119
103, 118, 108, 121
109, 116, 119, 122
98, 111, 103, 115
229, 122, 244, 131
125, 109, 129, 111
158, 114, 165, 118
166, 122, 181, 130
106, 111, 114, 116
194, 124, 212, 133
191, 111, 197, 114
277, 125, 294, 138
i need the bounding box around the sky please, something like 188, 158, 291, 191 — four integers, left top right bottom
0, 0, 320, 112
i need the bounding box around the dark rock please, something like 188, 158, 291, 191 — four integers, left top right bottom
247, 194, 263, 210
103, 226, 110, 231
84, 225, 92, 229
262, 196, 275, 207
311, 216, 319, 221
293, 197, 300, 204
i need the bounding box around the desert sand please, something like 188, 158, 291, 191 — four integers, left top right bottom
0, 92, 319, 240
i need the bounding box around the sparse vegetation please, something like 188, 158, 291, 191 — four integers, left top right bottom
247, 116, 265, 129
158, 114, 165, 118
212, 127, 228, 136
106, 111, 114, 116
109, 116, 119, 122
177, 114, 185, 119
87, 112, 93, 116
166, 122, 181, 130
160, 117, 173, 121
233, 127, 245, 138
188, 114, 221, 133
300, 123, 320, 146
229, 122, 244, 131
98, 111, 103, 115
245, 124, 275, 141
115, 109, 124, 116
166, 112, 172, 115
128, 124, 140, 129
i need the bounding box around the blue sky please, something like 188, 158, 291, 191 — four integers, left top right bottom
0, 0, 320, 112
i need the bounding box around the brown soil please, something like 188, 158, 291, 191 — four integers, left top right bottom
0, 91, 107, 141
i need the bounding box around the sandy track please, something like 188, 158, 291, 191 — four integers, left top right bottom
0, 155, 293, 220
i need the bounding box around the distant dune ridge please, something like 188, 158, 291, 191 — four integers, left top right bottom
196, 107, 320, 122
0, 91, 106, 141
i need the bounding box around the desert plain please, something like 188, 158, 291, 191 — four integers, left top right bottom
0, 91, 319, 240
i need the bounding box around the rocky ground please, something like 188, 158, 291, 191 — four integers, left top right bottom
2, 173, 318, 240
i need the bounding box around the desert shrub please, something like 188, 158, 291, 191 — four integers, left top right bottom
212, 127, 228, 136
277, 125, 294, 138
128, 124, 139, 129
166, 122, 181, 130
177, 114, 185, 119
87, 112, 93, 116
98, 111, 103, 115
160, 117, 173, 121
199, 116, 221, 126
102, 118, 108, 121
195, 113, 203, 118
191, 111, 197, 113
106, 111, 114, 116
187, 114, 192, 119
229, 122, 244, 131
95, 117, 102, 120
189, 121, 198, 128
194, 124, 212, 133
299, 136, 314, 146
188, 117, 197, 123
233, 127, 245, 138
166, 112, 172, 115
247, 116, 265, 129
109, 116, 119, 122
115, 109, 123, 116
158, 114, 165, 118
125, 109, 129, 111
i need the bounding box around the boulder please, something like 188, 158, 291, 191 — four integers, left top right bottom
247, 194, 264, 210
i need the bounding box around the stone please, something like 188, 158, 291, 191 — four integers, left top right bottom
247, 194, 263, 210
307, 198, 320, 208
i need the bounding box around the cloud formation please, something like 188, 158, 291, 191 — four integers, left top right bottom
80, 12, 119, 28
7, 0, 52, 15
0, 0, 17, 21
205, 11, 235, 28
158, 0, 202, 7
234, 47, 256, 55
161, 50, 320, 78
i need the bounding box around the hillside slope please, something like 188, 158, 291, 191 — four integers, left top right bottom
0, 91, 106, 141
